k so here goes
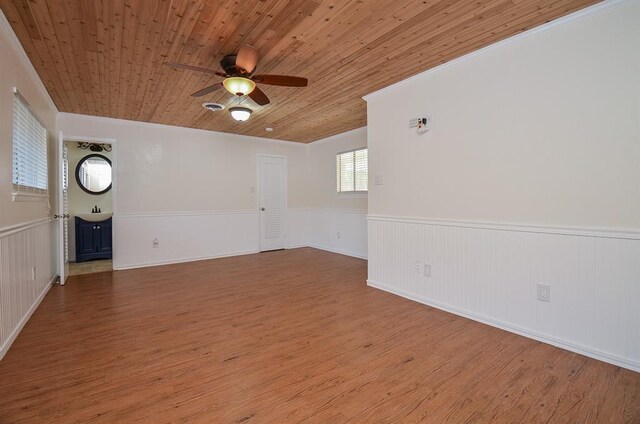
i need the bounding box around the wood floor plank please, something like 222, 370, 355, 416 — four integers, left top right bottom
0, 248, 638, 423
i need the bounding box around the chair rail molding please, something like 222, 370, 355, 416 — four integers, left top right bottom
367, 214, 640, 240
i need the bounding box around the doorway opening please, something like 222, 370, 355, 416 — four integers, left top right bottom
63, 139, 114, 277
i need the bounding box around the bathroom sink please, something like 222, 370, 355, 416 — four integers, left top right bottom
75, 213, 113, 222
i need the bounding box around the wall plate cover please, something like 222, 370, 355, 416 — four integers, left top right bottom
537, 284, 551, 302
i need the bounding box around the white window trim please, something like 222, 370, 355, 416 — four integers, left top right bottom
12, 190, 49, 202
337, 191, 368, 198
337, 147, 368, 194
12, 88, 49, 202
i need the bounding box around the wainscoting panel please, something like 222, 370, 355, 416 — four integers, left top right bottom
308, 208, 368, 259
115, 211, 260, 269
0, 219, 56, 360
287, 208, 312, 249
113, 208, 368, 270
367, 215, 640, 372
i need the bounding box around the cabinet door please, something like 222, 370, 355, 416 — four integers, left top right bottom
97, 221, 112, 253
77, 222, 97, 255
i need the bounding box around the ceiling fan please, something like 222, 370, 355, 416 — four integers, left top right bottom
164, 44, 308, 106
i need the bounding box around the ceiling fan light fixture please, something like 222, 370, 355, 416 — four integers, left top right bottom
229, 106, 252, 122
223, 77, 256, 96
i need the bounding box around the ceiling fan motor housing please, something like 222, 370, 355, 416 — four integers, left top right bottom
221, 54, 241, 75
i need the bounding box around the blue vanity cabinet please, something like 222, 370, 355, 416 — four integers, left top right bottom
96, 219, 112, 254
75, 217, 113, 262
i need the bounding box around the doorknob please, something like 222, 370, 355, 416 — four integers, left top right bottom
261, 207, 266, 211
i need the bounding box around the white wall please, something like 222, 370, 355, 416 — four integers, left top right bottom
58, 114, 312, 214
302, 128, 368, 258
365, 0, 640, 371
0, 10, 57, 359
306, 127, 368, 211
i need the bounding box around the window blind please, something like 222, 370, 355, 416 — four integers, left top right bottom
336, 148, 368, 193
13, 91, 48, 195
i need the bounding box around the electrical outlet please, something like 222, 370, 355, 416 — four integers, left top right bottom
336, 232, 341, 239
153, 238, 159, 248
537, 284, 551, 302
424, 263, 431, 278
415, 260, 422, 273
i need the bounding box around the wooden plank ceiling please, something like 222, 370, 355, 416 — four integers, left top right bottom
1, 0, 598, 143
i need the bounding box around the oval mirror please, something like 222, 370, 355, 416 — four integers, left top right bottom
75, 154, 112, 195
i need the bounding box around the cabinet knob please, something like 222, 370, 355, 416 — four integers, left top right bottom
261, 207, 266, 211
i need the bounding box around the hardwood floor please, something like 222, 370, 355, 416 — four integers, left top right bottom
0, 248, 638, 423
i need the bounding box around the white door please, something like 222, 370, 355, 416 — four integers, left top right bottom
57, 132, 69, 284
258, 155, 287, 251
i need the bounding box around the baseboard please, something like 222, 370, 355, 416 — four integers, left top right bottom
116, 245, 366, 270
367, 279, 640, 373
0, 276, 55, 361
115, 249, 260, 270
286, 244, 308, 249
308, 244, 367, 260
116, 244, 365, 270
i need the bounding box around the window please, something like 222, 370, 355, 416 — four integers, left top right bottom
337, 148, 368, 193
12, 90, 48, 198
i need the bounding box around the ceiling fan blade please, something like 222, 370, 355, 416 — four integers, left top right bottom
236, 44, 259, 74
252, 75, 308, 87
191, 83, 223, 97
164, 62, 220, 75
248, 86, 270, 106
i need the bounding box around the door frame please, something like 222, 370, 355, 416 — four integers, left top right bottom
257, 154, 288, 252
60, 135, 118, 270
56, 131, 69, 284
